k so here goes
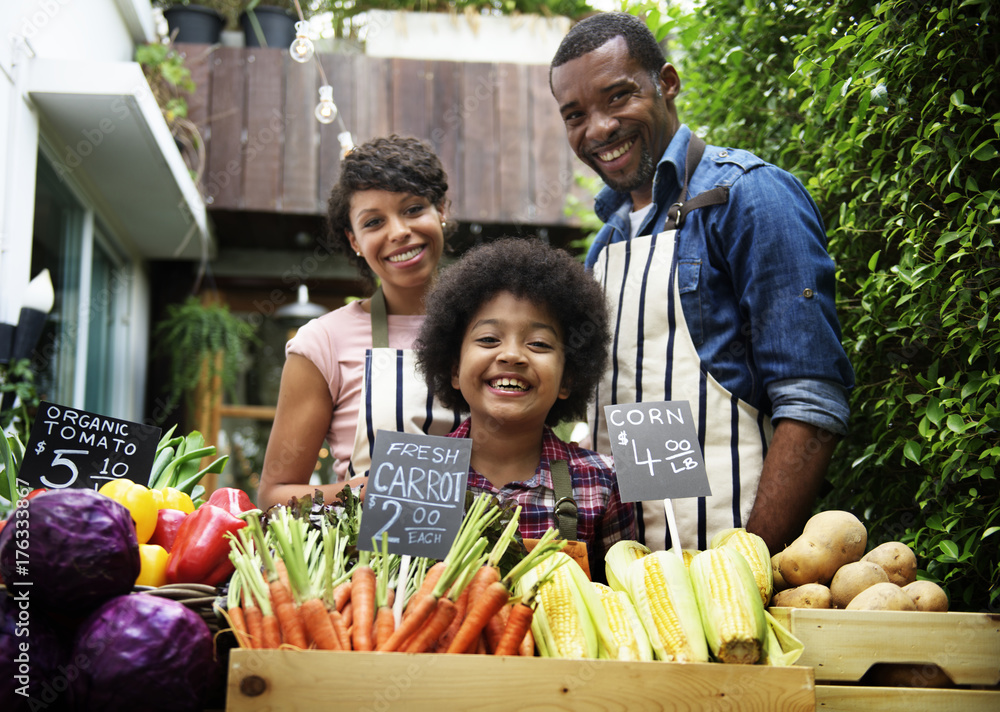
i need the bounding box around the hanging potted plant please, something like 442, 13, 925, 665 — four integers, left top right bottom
159, 2, 227, 44
240, 0, 299, 48
153, 296, 257, 427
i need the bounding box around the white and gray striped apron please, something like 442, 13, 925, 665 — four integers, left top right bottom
591, 229, 773, 551
348, 288, 460, 478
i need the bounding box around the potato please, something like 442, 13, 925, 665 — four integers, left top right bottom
902, 580, 949, 612
778, 510, 868, 586
863, 663, 955, 688
829, 560, 890, 608
845, 582, 916, 611
771, 583, 832, 609
771, 552, 791, 592
862, 541, 918, 587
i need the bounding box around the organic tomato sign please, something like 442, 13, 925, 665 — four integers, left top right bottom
357, 430, 471, 560
19, 401, 161, 491
604, 401, 712, 503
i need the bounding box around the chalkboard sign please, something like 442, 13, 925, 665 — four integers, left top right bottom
357, 430, 471, 560
19, 401, 161, 491
604, 401, 712, 503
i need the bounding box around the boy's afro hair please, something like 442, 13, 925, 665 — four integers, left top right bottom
415, 236, 610, 426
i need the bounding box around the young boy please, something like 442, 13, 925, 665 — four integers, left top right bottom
415, 237, 637, 579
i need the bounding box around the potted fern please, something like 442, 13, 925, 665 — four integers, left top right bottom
154, 296, 257, 422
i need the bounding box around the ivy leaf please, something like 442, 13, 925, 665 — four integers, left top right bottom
946, 414, 967, 433
903, 440, 922, 464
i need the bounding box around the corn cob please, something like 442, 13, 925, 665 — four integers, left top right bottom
517, 551, 614, 659
604, 539, 651, 592
681, 549, 699, 569
593, 582, 654, 661
710, 527, 773, 605
627, 551, 708, 663
689, 547, 766, 664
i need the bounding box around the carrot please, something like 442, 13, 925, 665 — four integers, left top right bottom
261, 613, 283, 649
493, 602, 534, 656
300, 598, 340, 650
330, 609, 351, 650
434, 584, 469, 652
403, 561, 446, 620
518, 627, 535, 656
227, 605, 251, 649
341, 600, 354, 628
350, 563, 377, 651
333, 581, 352, 612
484, 603, 510, 653
404, 597, 457, 654
475, 634, 488, 654
242, 603, 263, 649
446, 580, 511, 654
270, 579, 307, 649
374, 605, 395, 649
376, 593, 436, 652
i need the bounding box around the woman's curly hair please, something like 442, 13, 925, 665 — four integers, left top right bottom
415, 237, 610, 426
325, 134, 454, 292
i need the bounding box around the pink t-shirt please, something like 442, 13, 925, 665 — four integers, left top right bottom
285, 300, 425, 481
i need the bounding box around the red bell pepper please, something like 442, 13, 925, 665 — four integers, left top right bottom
165, 503, 246, 586
206, 487, 255, 517
148, 508, 188, 553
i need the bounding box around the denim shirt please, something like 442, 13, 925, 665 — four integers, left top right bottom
586, 125, 854, 434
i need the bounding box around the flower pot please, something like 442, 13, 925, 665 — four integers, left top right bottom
163, 5, 225, 44
240, 5, 297, 49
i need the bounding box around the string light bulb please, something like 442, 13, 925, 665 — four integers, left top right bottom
289, 21, 315, 63
338, 131, 355, 159
315, 85, 338, 124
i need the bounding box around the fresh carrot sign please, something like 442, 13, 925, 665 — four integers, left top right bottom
603, 401, 711, 503
358, 430, 471, 559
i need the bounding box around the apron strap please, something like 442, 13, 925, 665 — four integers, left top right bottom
550, 459, 578, 541
665, 134, 731, 231
370, 286, 389, 349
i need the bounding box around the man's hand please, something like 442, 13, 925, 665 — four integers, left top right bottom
746, 419, 839, 553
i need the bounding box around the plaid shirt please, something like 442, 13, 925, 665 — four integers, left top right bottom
449, 420, 637, 580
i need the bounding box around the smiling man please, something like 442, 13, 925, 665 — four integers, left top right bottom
550, 12, 855, 554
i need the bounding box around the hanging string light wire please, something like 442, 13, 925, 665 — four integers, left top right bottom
290, 0, 354, 153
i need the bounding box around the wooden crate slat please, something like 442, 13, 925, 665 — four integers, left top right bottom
205, 47, 245, 209
243, 48, 284, 211
460, 62, 498, 223
227, 650, 815, 712
768, 608, 1000, 686
814, 685, 1000, 712
497, 63, 530, 226
282, 54, 318, 214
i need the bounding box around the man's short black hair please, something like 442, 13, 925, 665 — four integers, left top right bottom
550, 11, 665, 88
415, 237, 610, 427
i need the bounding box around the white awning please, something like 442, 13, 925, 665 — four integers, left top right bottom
27, 57, 213, 261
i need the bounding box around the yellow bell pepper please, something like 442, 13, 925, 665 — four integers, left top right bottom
98, 478, 158, 544
158, 486, 195, 514
136, 544, 170, 587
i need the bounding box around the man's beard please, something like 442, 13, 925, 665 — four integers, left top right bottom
593, 142, 657, 195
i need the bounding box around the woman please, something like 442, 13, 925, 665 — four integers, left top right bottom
257, 135, 460, 509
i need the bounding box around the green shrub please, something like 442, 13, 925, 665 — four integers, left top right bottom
647, 0, 999, 610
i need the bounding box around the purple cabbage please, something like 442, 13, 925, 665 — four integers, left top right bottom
0, 489, 140, 615
71, 593, 215, 712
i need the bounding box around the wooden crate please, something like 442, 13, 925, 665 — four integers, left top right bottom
225, 649, 816, 711
768, 608, 1000, 712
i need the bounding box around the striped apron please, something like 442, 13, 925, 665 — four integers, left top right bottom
591, 230, 773, 551
348, 288, 459, 478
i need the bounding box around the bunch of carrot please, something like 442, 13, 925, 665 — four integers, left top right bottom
221, 494, 565, 656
